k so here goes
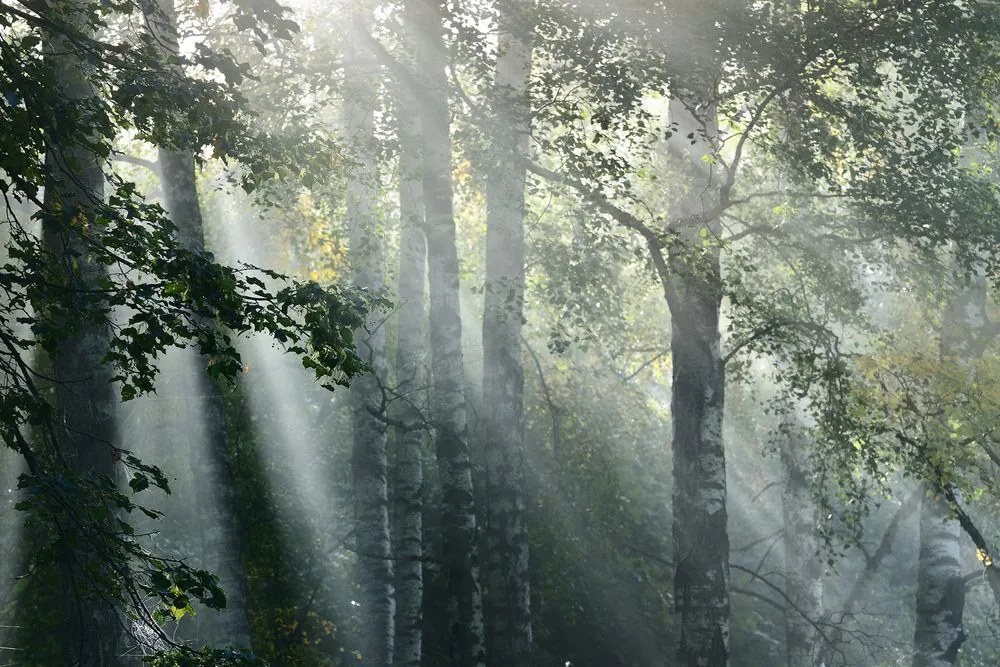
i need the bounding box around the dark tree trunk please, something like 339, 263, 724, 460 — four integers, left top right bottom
42, 10, 123, 664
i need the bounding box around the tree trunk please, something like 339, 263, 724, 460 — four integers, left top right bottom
667, 95, 730, 667
780, 413, 823, 667
344, 27, 395, 667
392, 93, 427, 667
481, 3, 533, 665
912, 486, 965, 667
911, 269, 985, 666
406, 1, 486, 664
147, 0, 253, 648
41, 11, 123, 665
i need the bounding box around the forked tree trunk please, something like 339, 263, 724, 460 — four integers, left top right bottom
481, 2, 533, 665
147, 0, 252, 648
392, 93, 427, 667
344, 25, 395, 666
42, 8, 122, 664
406, 0, 486, 664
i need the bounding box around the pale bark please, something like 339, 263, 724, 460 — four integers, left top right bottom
42, 11, 123, 664
406, 1, 486, 664
147, 0, 253, 648
392, 95, 427, 667
667, 95, 730, 667
481, 3, 533, 665
780, 414, 823, 667
344, 26, 395, 667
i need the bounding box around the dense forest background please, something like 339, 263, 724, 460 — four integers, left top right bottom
2, 0, 1000, 665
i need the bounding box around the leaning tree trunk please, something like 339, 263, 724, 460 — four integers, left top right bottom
406, 1, 486, 664
667, 93, 730, 667
392, 91, 427, 667
780, 412, 823, 667
481, 3, 533, 665
344, 25, 395, 667
911, 268, 986, 666
146, 0, 253, 648
41, 9, 123, 664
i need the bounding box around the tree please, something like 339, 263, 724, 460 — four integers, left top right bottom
391, 60, 428, 667
145, 0, 253, 646
40, 3, 124, 660
405, 0, 486, 663
344, 20, 395, 665
0, 0, 374, 660
480, 1, 533, 664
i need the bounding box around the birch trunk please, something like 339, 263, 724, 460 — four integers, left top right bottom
147, 0, 252, 648
911, 269, 985, 666
344, 27, 395, 667
667, 95, 730, 667
780, 415, 823, 667
406, 1, 486, 664
42, 10, 122, 663
392, 99, 427, 667
481, 3, 533, 665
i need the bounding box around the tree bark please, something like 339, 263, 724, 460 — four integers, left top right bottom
392, 89, 427, 667
912, 486, 965, 667
481, 3, 533, 665
344, 26, 395, 667
41, 10, 123, 664
147, 0, 253, 648
780, 413, 823, 667
406, 1, 486, 664
667, 94, 730, 667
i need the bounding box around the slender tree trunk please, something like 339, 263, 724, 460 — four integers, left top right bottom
406, 1, 486, 664
911, 269, 985, 666
481, 3, 533, 665
667, 95, 730, 667
392, 95, 427, 667
344, 26, 395, 667
780, 413, 823, 667
147, 0, 253, 648
41, 12, 123, 665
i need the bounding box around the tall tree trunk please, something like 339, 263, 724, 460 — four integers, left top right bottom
344, 26, 395, 667
42, 11, 123, 665
481, 3, 533, 665
911, 268, 985, 666
147, 0, 252, 648
780, 413, 823, 667
392, 95, 427, 667
667, 94, 730, 667
406, 1, 486, 664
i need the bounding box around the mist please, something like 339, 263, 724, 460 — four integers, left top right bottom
2, 0, 1000, 666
